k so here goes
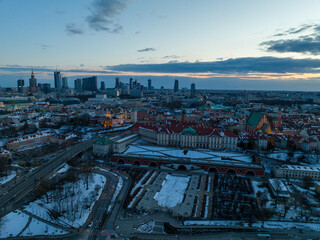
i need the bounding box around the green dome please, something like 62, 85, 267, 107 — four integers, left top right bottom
181, 127, 197, 135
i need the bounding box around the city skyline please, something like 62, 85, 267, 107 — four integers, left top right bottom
2, 0, 320, 90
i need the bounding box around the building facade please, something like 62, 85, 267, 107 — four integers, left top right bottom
138, 123, 238, 150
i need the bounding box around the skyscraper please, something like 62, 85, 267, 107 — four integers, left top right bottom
191, 83, 196, 97
54, 71, 62, 90
115, 77, 121, 88
62, 76, 68, 89
82, 76, 97, 91
100, 81, 105, 91
29, 70, 37, 92
38, 83, 51, 93
148, 79, 152, 90
17, 79, 24, 93
74, 79, 82, 92
129, 78, 133, 89
174, 79, 179, 92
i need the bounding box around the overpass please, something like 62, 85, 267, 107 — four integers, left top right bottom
0, 139, 93, 217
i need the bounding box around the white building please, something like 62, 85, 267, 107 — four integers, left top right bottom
274, 164, 320, 181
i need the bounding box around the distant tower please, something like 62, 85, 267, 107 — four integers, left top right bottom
243, 90, 248, 103
115, 77, 120, 88
62, 76, 68, 89
190, 83, 196, 97
54, 71, 62, 90
82, 76, 97, 91
29, 70, 37, 92
74, 79, 82, 92
100, 81, 105, 91
17, 79, 24, 93
174, 79, 179, 92
129, 78, 133, 89
133, 79, 137, 88
148, 79, 152, 90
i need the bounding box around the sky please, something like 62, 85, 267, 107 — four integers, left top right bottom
1, 0, 320, 90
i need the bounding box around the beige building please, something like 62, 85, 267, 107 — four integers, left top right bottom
6, 132, 53, 151
139, 126, 238, 150
274, 164, 320, 181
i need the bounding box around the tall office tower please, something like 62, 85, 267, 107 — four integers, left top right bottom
38, 83, 51, 93
17, 79, 24, 93
174, 79, 179, 92
29, 70, 37, 92
243, 90, 248, 103
190, 83, 196, 97
148, 79, 152, 90
54, 71, 62, 90
62, 76, 68, 89
74, 79, 82, 92
115, 77, 121, 88
136, 82, 141, 90
129, 78, 133, 89
82, 76, 98, 91
100, 81, 106, 91
133, 79, 137, 88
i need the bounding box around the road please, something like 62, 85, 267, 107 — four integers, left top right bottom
0, 140, 93, 217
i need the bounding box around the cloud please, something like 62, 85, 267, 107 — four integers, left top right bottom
106, 57, 320, 74
273, 24, 315, 37
137, 48, 156, 53
86, 0, 127, 33
264, 24, 320, 55
41, 44, 51, 50
262, 35, 320, 55
65, 23, 84, 35
163, 55, 180, 59
56, 10, 65, 15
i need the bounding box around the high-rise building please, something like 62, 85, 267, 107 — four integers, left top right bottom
174, 79, 179, 92
17, 79, 24, 93
82, 76, 97, 91
54, 71, 62, 90
100, 81, 106, 91
191, 83, 196, 97
129, 78, 133, 89
243, 90, 248, 103
38, 83, 51, 93
133, 79, 137, 88
29, 70, 37, 92
62, 76, 68, 89
74, 79, 82, 92
115, 77, 121, 88
148, 79, 152, 90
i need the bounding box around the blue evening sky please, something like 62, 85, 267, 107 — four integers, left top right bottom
1, 0, 320, 90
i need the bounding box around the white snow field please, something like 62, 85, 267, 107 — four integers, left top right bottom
24, 173, 106, 228
20, 218, 69, 237
137, 219, 155, 233
154, 174, 190, 208
0, 171, 16, 185
0, 210, 29, 238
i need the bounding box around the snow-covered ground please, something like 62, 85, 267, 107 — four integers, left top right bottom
0, 170, 16, 185
0, 210, 29, 238
50, 164, 70, 179
20, 218, 69, 237
124, 145, 253, 165
24, 173, 106, 228
137, 219, 155, 233
107, 175, 123, 213
154, 174, 190, 208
